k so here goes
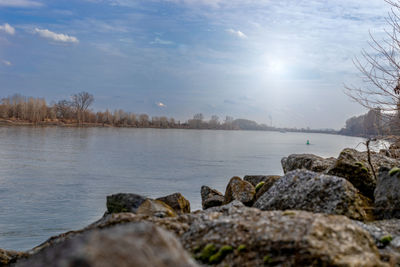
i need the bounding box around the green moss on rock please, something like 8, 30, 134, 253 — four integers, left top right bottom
209, 245, 233, 264
389, 167, 400, 177
263, 255, 272, 264
354, 162, 364, 167
198, 243, 217, 263
237, 244, 247, 253
380, 235, 393, 245
255, 182, 265, 192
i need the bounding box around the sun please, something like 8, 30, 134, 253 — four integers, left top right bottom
268, 60, 284, 73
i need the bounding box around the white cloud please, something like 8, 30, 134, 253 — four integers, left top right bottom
157, 102, 166, 107
1, 60, 11, 66
227, 29, 247, 39
33, 28, 79, 44
151, 37, 174, 45
0, 23, 15, 35
0, 0, 43, 7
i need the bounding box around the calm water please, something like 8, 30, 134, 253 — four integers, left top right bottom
0, 127, 366, 250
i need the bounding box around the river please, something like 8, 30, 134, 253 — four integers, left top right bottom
0, 127, 366, 250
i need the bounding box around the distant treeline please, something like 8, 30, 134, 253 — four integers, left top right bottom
339, 108, 400, 137
0, 92, 337, 133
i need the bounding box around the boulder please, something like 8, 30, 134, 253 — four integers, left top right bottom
254, 176, 281, 201
379, 148, 400, 159
0, 249, 27, 265
224, 177, 255, 206
281, 154, 336, 174
136, 199, 177, 218
326, 149, 376, 199
253, 169, 372, 221
201, 186, 224, 210
355, 219, 400, 264
374, 166, 400, 219
21, 203, 387, 267
16, 222, 199, 267
157, 193, 191, 214
243, 175, 281, 187
327, 148, 400, 199
181, 205, 386, 266
106, 193, 146, 213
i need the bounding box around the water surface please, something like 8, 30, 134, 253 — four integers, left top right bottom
0, 127, 366, 250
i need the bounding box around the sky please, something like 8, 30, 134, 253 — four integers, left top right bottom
0, 0, 394, 129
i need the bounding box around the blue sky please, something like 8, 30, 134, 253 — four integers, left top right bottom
0, 0, 392, 128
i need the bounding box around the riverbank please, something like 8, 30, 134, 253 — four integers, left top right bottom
4, 147, 400, 266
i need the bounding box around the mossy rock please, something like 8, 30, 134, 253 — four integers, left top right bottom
196, 243, 217, 263
237, 244, 247, 253
263, 255, 273, 264
354, 162, 364, 167
255, 182, 265, 192
389, 167, 400, 177
380, 235, 393, 246
209, 245, 233, 264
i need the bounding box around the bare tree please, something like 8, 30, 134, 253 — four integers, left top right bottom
71, 92, 94, 124
345, 0, 400, 136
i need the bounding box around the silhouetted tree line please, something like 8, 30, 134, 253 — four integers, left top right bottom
339, 108, 400, 137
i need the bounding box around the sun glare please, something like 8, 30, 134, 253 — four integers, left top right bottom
268, 60, 284, 73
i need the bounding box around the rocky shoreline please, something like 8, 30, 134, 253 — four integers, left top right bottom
3, 147, 400, 266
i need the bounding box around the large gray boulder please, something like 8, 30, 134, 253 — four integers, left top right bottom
253, 169, 372, 221
201, 186, 225, 210
182, 205, 386, 266
106, 193, 146, 213
17, 222, 199, 267
374, 166, 400, 219
281, 154, 336, 174
224, 177, 255, 206
327, 148, 400, 199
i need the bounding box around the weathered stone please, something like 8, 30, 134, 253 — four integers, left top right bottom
379, 148, 400, 159
181, 205, 386, 266
327, 148, 400, 199
224, 177, 255, 206
157, 192, 191, 214
254, 176, 281, 201
201, 185, 224, 210
243, 175, 281, 187
106, 193, 146, 213
374, 166, 400, 219
326, 148, 376, 199
253, 169, 372, 221
355, 219, 400, 264
281, 154, 336, 174
21, 203, 387, 267
136, 199, 177, 218
0, 249, 27, 265
16, 222, 199, 267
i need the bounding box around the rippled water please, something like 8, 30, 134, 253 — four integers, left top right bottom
0, 127, 366, 250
